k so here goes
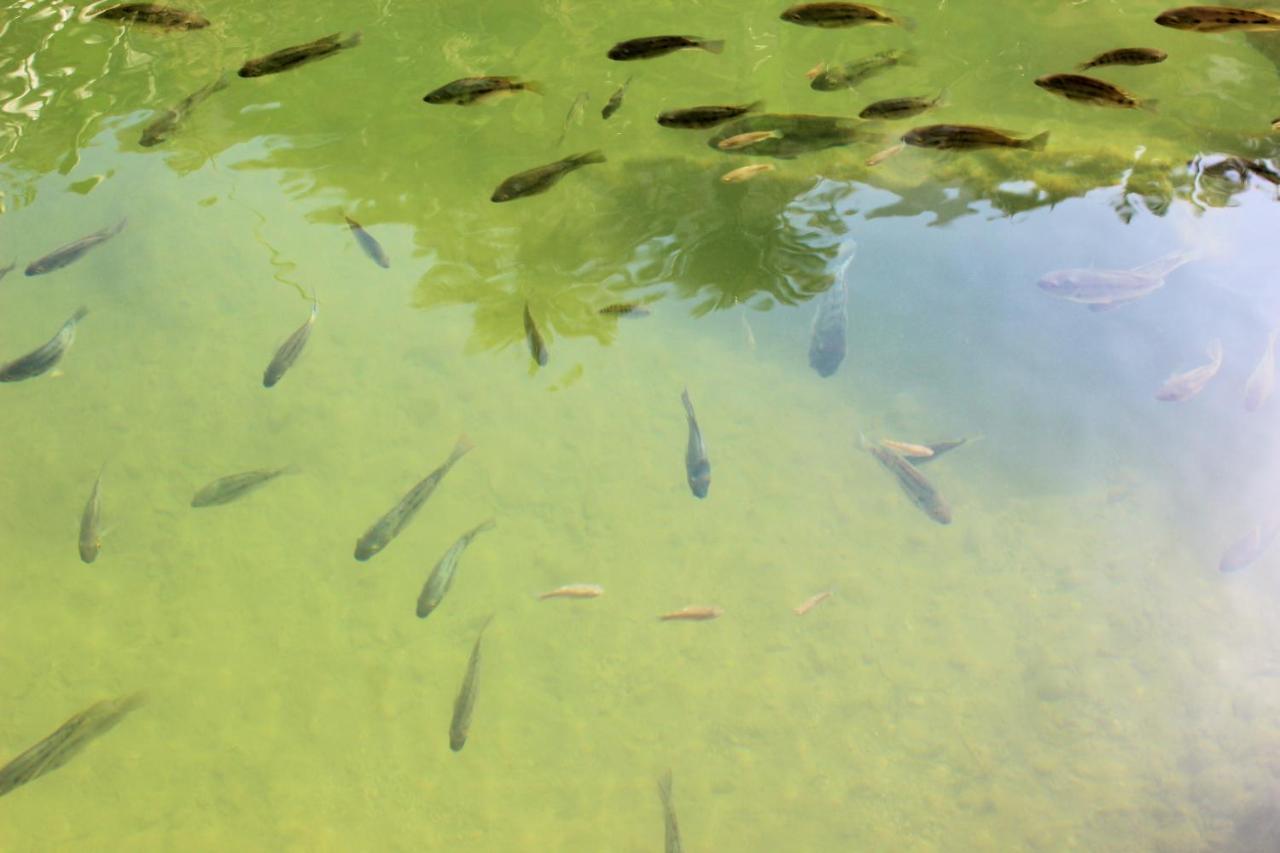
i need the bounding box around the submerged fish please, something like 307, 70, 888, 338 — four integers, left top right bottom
26, 220, 127, 276
1245, 328, 1279, 411
658, 770, 684, 853
490, 150, 605, 202
263, 295, 318, 388
191, 467, 294, 507
1078, 47, 1168, 70
658, 101, 762, 129
681, 388, 710, 499
602, 77, 632, 119
354, 436, 473, 561
599, 302, 650, 317
859, 93, 943, 120
79, 468, 105, 564
707, 113, 883, 158
556, 91, 590, 146
717, 130, 782, 150
523, 303, 549, 366
1220, 522, 1280, 572
794, 590, 833, 615
809, 248, 854, 378
423, 76, 541, 105
1156, 339, 1223, 402
94, 3, 208, 29
538, 584, 604, 600
344, 216, 390, 269
239, 32, 361, 78
1037, 251, 1194, 310
880, 439, 933, 458
660, 606, 723, 621
1155, 6, 1280, 32
0, 307, 89, 383
1034, 73, 1153, 109
0, 694, 144, 799
781, 2, 907, 27
449, 616, 495, 751
607, 36, 723, 61
417, 521, 496, 619
721, 163, 776, 182
867, 442, 952, 524
139, 73, 229, 146
809, 50, 909, 91
902, 124, 1049, 151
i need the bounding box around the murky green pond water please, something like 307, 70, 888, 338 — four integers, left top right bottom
5, 1, 1280, 850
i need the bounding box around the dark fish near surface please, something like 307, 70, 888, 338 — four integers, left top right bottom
0, 693, 144, 798
191, 467, 295, 507
859, 93, 943, 120
1155, 6, 1280, 32
602, 77, 632, 119
607, 36, 723, 61
79, 468, 105, 564
809, 50, 909, 91
707, 113, 884, 158
140, 73, 229, 146
868, 442, 952, 524
657, 101, 762, 129
902, 124, 1049, 151
524, 303, 549, 366
423, 76, 542, 105
0, 307, 89, 383
344, 216, 390, 268
1037, 251, 1193, 310
94, 3, 208, 29
26, 219, 127, 276
354, 436, 473, 561
781, 2, 908, 27
809, 248, 854, 378
449, 615, 495, 751
658, 770, 684, 853
491, 150, 605, 202
681, 388, 710, 499
599, 302, 650, 317
239, 32, 361, 78
417, 521, 496, 619
263, 294, 318, 388
1245, 328, 1279, 411
1221, 521, 1280, 572
1155, 339, 1223, 402
1078, 47, 1168, 69
1034, 74, 1153, 109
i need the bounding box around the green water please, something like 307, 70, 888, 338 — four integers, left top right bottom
4, 1, 1280, 850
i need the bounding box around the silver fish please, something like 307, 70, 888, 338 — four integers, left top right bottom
1245, 328, 1278, 411
139, 73, 230, 147
449, 615, 495, 751
1037, 251, 1194, 310
191, 467, 295, 507
344, 216, 389, 268
354, 436, 473, 561
0, 307, 89, 382
263, 295, 318, 388
658, 770, 683, 853
867, 441, 952, 524
79, 467, 105, 564
681, 388, 710, 498
1155, 339, 1222, 402
1221, 521, 1280, 572
417, 520, 496, 619
26, 220, 126, 276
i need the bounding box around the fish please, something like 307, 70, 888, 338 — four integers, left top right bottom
781, 2, 908, 27
0, 260, 14, 282
794, 590, 833, 615
707, 113, 884, 158
809, 247, 854, 378
1077, 47, 1168, 70
902, 124, 1049, 151
880, 439, 933, 458
79, 468, 105, 564
721, 164, 776, 182
865, 143, 905, 166
416, 520, 496, 619
657, 101, 762, 129
344, 216, 390, 269
556, 91, 590, 146
660, 606, 723, 621
0, 307, 89, 383
1034, 74, 1154, 109
263, 294, 318, 388
1245, 328, 1279, 411
658, 770, 683, 853
602, 77, 632, 119
238, 32, 361, 78
26, 220, 127, 276
911, 438, 970, 464
1155, 339, 1223, 402
191, 467, 295, 507
599, 303, 650, 317
1037, 251, 1195, 310
867, 441, 952, 524
93, 3, 208, 29
717, 130, 782, 150
422, 76, 542, 105
523, 303, 549, 366
1155, 6, 1280, 32
681, 388, 710, 499
449, 616, 495, 752
1220, 522, 1280, 572
354, 436, 473, 561
809, 50, 909, 91
0, 693, 144, 799
859, 93, 943, 120
607, 36, 724, 61
139, 73, 230, 146
490, 150, 606, 202
538, 584, 604, 600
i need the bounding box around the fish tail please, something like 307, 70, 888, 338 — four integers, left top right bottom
681, 387, 696, 420
894, 13, 917, 32
1207, 338, 1224, 364
574, 149, 607, 166
210, 71, 232, 92
658, 769, 674, 806
451, 434, 476, 462
744, 100, 765, 113
1021, 131, 1050, 151
1075, 60, 1095, 71
934, 88, 950, 108
470, 518, 497, 537
340, 31, 363, 49
698, 38, 725, 54
110, 218, 129, 236
1140, 98, 1159, 114
521, 80, 544, 95
70, 306, 90, 324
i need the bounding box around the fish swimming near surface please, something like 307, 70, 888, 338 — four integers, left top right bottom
660, 606, 722, 621
26, 220, 127, 276
1034, 73, 1154, 109
781, 2, 909, 27
523, 303, 549, 366
658, 770, 684, 853
658, 101, 762, 129
809, 247, 855, 378
721, 163, 776, 182
599, 303, 651, 317
1245, 328, 1279, 411
538, 583, 604, 600
602, 77, 632, 119
794, 590, 833, 615
1155, 339, 1223, 402
417, 521, 496, 619
449, 615, 495, 751
423, 76, 542, 105
809, 50, 909, 91
902, 124, 1049, 151
607, 36, 724, 61
94, 3, 208, 29
344, 216, 390, 269
239, 32, 361, 78
867, 440, 952, 524
1220, 521, 1280, 572
1155, 6, 1280, 32
0, 307, 89, 383
0, 693, 144, 798
354, 436, 473, 561
681, 388, 710, 498
1036, 251, 1194, 310
859, 93, 943, 120
191, 467, 295, 507
263, 294, 318, 388
139, 73, 229, 146
490, 151, 606, 202
717, 130, 782, 150
1077, 47, 1168, 70
79, 468, 105, 564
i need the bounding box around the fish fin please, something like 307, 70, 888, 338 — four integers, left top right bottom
894, 14, 917, 32
1140, 98, 1159, 113
1075, 61, 1095, 71
933, 88, 950, 108
1207, 338, 1224, 364
452, 434, 476, 459
698, 39, 725, 54
521, 80, 544, 95
658, 770, 674, 804
575, 149, 607, 165
744, 100, 764, 113
110, 218, 129, 236
1022, 131, 1050, 151
340, 31, 363, 49
70, 305, 90, 323
681, 387, 696, 419
471, 518, 497, 536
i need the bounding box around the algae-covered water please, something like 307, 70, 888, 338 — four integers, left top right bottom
5, 0, 1280, 850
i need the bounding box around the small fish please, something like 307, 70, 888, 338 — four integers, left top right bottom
263, 295, 318, 388
191, 467, 295, 507
0, 260, 14, 282
417, 520, 496, 619
1034, 74, 1154, 109
902, 124, 1049, 151
0, 694, 144, 798
1037, 251, 1194, 310
491, 151, 606, 202
660, 606, 723, 621
556, 91, 590, 146
867, 441, 952, 524
354, 436, 473, 561
599, 303, 650, 317
607, 36, 724, 61
721, 163, 776, 183
859, 93, 943, 120
809, 50, 909, 91
1077, 47, 1168, 70
26, 220, 127, 276
79, 468, 105, 564
344, 216, 390, 269
809, 248, 854, 378
0, 307, 89, 383
658, 770, 684, 853
1155, 6, 1280, 32
1220, 522, 1280, 572
538, 583, 604, 600
717, 130, 782, 150
602, 77, 632, 119
781, 2, 908, 27
880, 439, 933, 458
94, 3, 208, 29
1245, 328, 1279, 411
449, 615, 495, 752
139, 73, 230, 146
239, 32, 361, 78
865, 143, 906, 166
793, 590, 832, 615
523, 303, 549, 366
1155, 339, 1223, 402
911, 437, 970, 464
423, 76, 542, 105
658, 101, 762, 129
681, 388, 710, 498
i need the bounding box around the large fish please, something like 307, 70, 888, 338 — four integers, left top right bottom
139, 73, 230, 147
423, 76, 541, 105
902, 124, 1049, 151
1155, 340, 1223, 402
1036, 251, 1193, 310
1034, 73, 1153, 109
607, 36, 723, 61
449, 615, 495, 751
94, 3, 208, 29
354, 436, 473, 561
1244, 328, 1278, 411
1155, 6, 1280, 32
191, 467, 294, 507
490, 151, 606, 202
809, 249, 855, 378
417, 521, 496, 619
1220, 521, 1280, 572
658, 770, 684, 853
344, 216, 390, 268
239, 32, 361, 78
681, 388, 710, 499
0, 307, 89, 383
867, 441, 952, 524
263, 294, 318, 388
79, 468, 105, 564
26, 220, 127, 276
